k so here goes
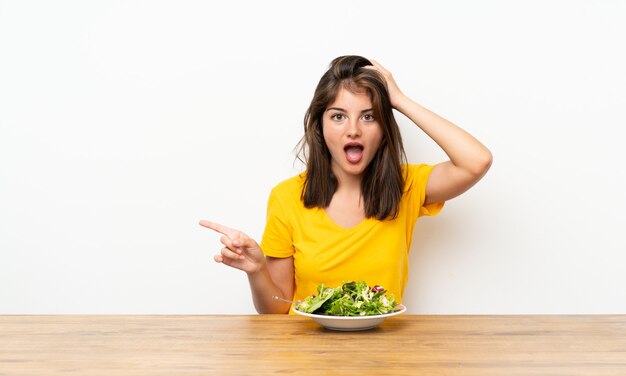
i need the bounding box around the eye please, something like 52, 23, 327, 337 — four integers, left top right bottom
362, 114, 375, 121
330, 113, 345, 121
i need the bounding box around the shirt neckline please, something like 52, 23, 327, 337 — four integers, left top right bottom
320, 208, 378, 233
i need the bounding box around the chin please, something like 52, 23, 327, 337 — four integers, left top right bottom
332, 158, 369, 178
343, 164, 367, 176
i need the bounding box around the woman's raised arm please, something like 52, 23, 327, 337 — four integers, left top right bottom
366, 61, 493, 205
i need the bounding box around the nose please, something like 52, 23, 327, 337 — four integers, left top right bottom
346, 118, 361, 138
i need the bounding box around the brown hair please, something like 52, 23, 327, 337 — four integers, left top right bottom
297, 55, 407, 220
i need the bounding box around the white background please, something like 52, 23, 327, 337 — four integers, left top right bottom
1, 0, 625, 314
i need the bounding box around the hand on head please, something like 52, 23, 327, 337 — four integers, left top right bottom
363, 60, 405, 109
199, 220, 265, 275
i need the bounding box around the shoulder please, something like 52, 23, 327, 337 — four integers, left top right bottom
401, 163, 445, 217
271, 173, 305, 196
268, 173, 306, 208
402, 163, 436, 191
265, 173, 306, 220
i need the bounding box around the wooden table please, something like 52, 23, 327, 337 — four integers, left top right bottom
1, 315, 625, 375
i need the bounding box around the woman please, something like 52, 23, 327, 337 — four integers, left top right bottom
200, 56, 492, 314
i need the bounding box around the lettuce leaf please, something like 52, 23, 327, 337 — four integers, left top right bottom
294, 281, 399, 316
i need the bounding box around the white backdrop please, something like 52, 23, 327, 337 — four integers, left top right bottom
1, 0, 625, 314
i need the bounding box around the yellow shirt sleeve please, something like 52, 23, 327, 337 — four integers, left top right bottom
409, 164, 444, 219
261, 183, 295, 258
404, 163, 445, 221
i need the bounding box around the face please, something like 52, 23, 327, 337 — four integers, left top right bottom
322, 87, 383, 181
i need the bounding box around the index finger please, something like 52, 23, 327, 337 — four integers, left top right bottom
199, 220, 238, 239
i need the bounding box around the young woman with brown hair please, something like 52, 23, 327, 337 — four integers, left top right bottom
200, 55, 492, 314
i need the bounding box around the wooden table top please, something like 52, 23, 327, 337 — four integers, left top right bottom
1, 314, 626, 375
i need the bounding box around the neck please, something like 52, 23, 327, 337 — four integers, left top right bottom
333, 168, 362, 193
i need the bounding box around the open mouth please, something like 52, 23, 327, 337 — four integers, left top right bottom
344, 143, 364, 164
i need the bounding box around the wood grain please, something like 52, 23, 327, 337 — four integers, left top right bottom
1, 315, 625, 375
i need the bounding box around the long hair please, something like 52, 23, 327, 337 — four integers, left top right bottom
296, 55, 407, 220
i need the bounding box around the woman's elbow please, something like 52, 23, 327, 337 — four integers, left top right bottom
471, 149, 493, 178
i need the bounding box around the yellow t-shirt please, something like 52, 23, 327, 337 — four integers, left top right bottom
260, 164, 443, 307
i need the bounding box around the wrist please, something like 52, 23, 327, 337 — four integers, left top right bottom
246, 257, 267, 278
393, 93, 412, 113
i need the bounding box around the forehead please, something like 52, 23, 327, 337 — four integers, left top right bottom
327, 87, 372, 110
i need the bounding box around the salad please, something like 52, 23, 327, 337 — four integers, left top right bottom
294, 281, 399, 316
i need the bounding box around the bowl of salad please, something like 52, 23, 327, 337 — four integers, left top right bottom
292, 281, 406, 331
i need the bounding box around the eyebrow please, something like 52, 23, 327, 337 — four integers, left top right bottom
326, 107, 373, 113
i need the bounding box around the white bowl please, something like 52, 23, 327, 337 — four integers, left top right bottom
293, 304, 406, 331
